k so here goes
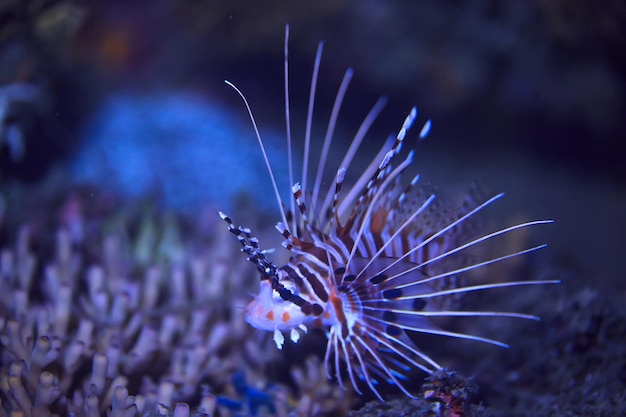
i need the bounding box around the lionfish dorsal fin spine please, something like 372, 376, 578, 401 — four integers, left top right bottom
300, 41, 324, 210
310, 68, 354, 219
351, 193, 436, 285
342, 109, 416, 233
419, 119, 432, 138
343, 150, 416, 276
338, 134, 394, 224
283, 25, 297, 234
292, 182, 320, 240
327, 168, 346, 231
318, 97, 387, 224
319, 96, 388, 223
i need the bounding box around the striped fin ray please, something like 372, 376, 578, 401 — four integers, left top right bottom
340, 108, 417, 236
309, 69, 354, 219
292, 182, 316, 239
319, 184, 557, 394
343, 151, 416, 270
335, 132, 394, 221
366, 193, 509, 281
328, 168, 347, 230
324, 291, 444, 399
318, 97, 388, 226
300, 41, 323, 211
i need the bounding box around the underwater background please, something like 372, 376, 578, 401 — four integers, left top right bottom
1, 1, 625, 416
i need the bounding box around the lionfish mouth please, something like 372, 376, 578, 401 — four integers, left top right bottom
219, 24, 558, 400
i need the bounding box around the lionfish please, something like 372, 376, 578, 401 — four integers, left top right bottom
219, 26, 557, 399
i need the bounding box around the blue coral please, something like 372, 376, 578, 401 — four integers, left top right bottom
70, 92, 292, 211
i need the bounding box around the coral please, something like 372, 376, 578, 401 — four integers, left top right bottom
350, 370, 486, 417
0, 189, 369, 416
0, 192, 284, 416
290, 356, 355, 416
422, 370, 480, 417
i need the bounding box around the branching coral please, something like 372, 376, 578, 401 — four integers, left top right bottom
0, 194, 291, 417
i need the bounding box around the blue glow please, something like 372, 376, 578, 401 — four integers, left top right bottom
71, 92, 293, 211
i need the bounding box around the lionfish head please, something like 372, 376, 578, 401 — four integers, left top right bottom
244, 276, 311, 333
218, 210, 319, 349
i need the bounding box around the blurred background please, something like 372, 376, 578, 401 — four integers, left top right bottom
0, 0, 624, 292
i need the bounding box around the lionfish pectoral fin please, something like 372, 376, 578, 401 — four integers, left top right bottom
290, 328, 301, 343
273, 328, 285, 350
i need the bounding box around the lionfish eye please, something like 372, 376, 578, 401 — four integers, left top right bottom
272, 280, 297, 302
271, 290, 285, 302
